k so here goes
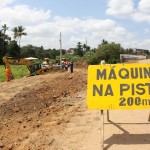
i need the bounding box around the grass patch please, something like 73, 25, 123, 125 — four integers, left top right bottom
0, 65, 29, 82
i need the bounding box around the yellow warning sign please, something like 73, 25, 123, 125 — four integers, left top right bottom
87, 63, 150, 110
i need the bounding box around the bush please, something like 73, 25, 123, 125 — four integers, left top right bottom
83, 51, 99, 64
95, 42, 124, 64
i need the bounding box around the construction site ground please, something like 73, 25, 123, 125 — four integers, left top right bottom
0, 62, 150, 150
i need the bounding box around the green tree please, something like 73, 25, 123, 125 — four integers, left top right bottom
0, 31, 4, 64
49, 49, 58, 59
12, 27, 18, 40
74, 42, 83, 56
0, 24, 10, 64
83, 44, 91, 53
20, 45, 36, 58
83, 44, 87, 51
8, 40, 20, 57
12, 26, 27, 46
101, 39, 108, 45
96, 41, 124, 64
2, 24, 9, 35
125, 48, 134, 54
86, 46, 91, 52
83, 51, 99, 64
17, 26, 27, 46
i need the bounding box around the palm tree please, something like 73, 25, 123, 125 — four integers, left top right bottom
102, 39, 108, 45
12, 26, 27, 46
12, 27, 19, 40
98, 39, 108, 47
1, 24, 9, 40
17, 26, 27, 46
2, 24, 9, 35
76, 42, 83, 56
83, 44, 87, 51
1, 24, 10, 56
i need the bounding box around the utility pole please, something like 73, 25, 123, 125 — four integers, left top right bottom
86, 36, 87, 47
59, 32, 62, 69
85, 36, 87, 51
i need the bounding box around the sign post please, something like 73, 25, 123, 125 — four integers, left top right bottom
87, 64, 150, 110
87, 63, 150, 149
107, 110, 110, 122
101, 110, 104, 150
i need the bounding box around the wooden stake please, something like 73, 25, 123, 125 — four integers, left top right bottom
107, 110, 110, 122
148, 113, 150, 122
101, 110, 104, 150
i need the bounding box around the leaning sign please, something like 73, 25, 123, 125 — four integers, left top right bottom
87, 64, 150, 110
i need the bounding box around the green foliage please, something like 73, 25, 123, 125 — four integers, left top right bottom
0, 65, 5, 82
71, 55, 82, 62
96, 42, 124, 64
0, 65, 29, 82
12, 25, 27, 46
0, 38, 4, 64
0, 24, 27, 61
124, 48, 135, 54
11, 65, 29, 79
74, 42, 83, 56
56, 54, 82, 62
20, 45, 61, 59
83, 51, 99, 64
20, 46, 36, 58
0, 24, 11, 64
7, 40, 20, 57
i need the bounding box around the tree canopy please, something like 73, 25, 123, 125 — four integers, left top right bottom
95, 40, 124, 64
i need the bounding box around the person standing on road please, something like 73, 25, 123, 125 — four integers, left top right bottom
70, 61, 74, 73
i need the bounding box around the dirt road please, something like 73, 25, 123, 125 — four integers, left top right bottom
0, 67, 150, 150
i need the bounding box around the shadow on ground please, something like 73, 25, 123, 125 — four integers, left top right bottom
104, 120, 150, 150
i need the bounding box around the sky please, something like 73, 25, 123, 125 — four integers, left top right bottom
0, 0, 150, 50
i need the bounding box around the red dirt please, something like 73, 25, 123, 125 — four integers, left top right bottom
0, 61, 150, 150
0, 69, 87, 150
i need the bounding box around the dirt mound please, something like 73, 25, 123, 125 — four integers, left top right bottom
74, 60, 88, 68
0, 69, 87, 149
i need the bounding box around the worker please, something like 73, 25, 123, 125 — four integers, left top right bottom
64, 61, 69, 71
70, 61, 74, 73
5, 67, 10, 82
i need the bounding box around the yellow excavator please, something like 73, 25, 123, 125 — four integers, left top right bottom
3, 56, 51, 80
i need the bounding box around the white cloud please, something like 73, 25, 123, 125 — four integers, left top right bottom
138, 0, 150, 14
144, 28, 150, 33
0, 0, 150, 50
106, 0, 134, 18
0, 5, 51, 26
130, 0, 150, 23
105, 0, 150, 26
20, 17, 136, 49
131, 11, 150, 23
0, 0, 15, 8
133, 39, 150, 49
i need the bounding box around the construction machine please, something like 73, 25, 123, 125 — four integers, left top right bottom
3, 56, 51, 80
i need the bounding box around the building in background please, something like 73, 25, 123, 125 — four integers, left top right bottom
135, 49, 149, 56
66, 49, 74, 55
